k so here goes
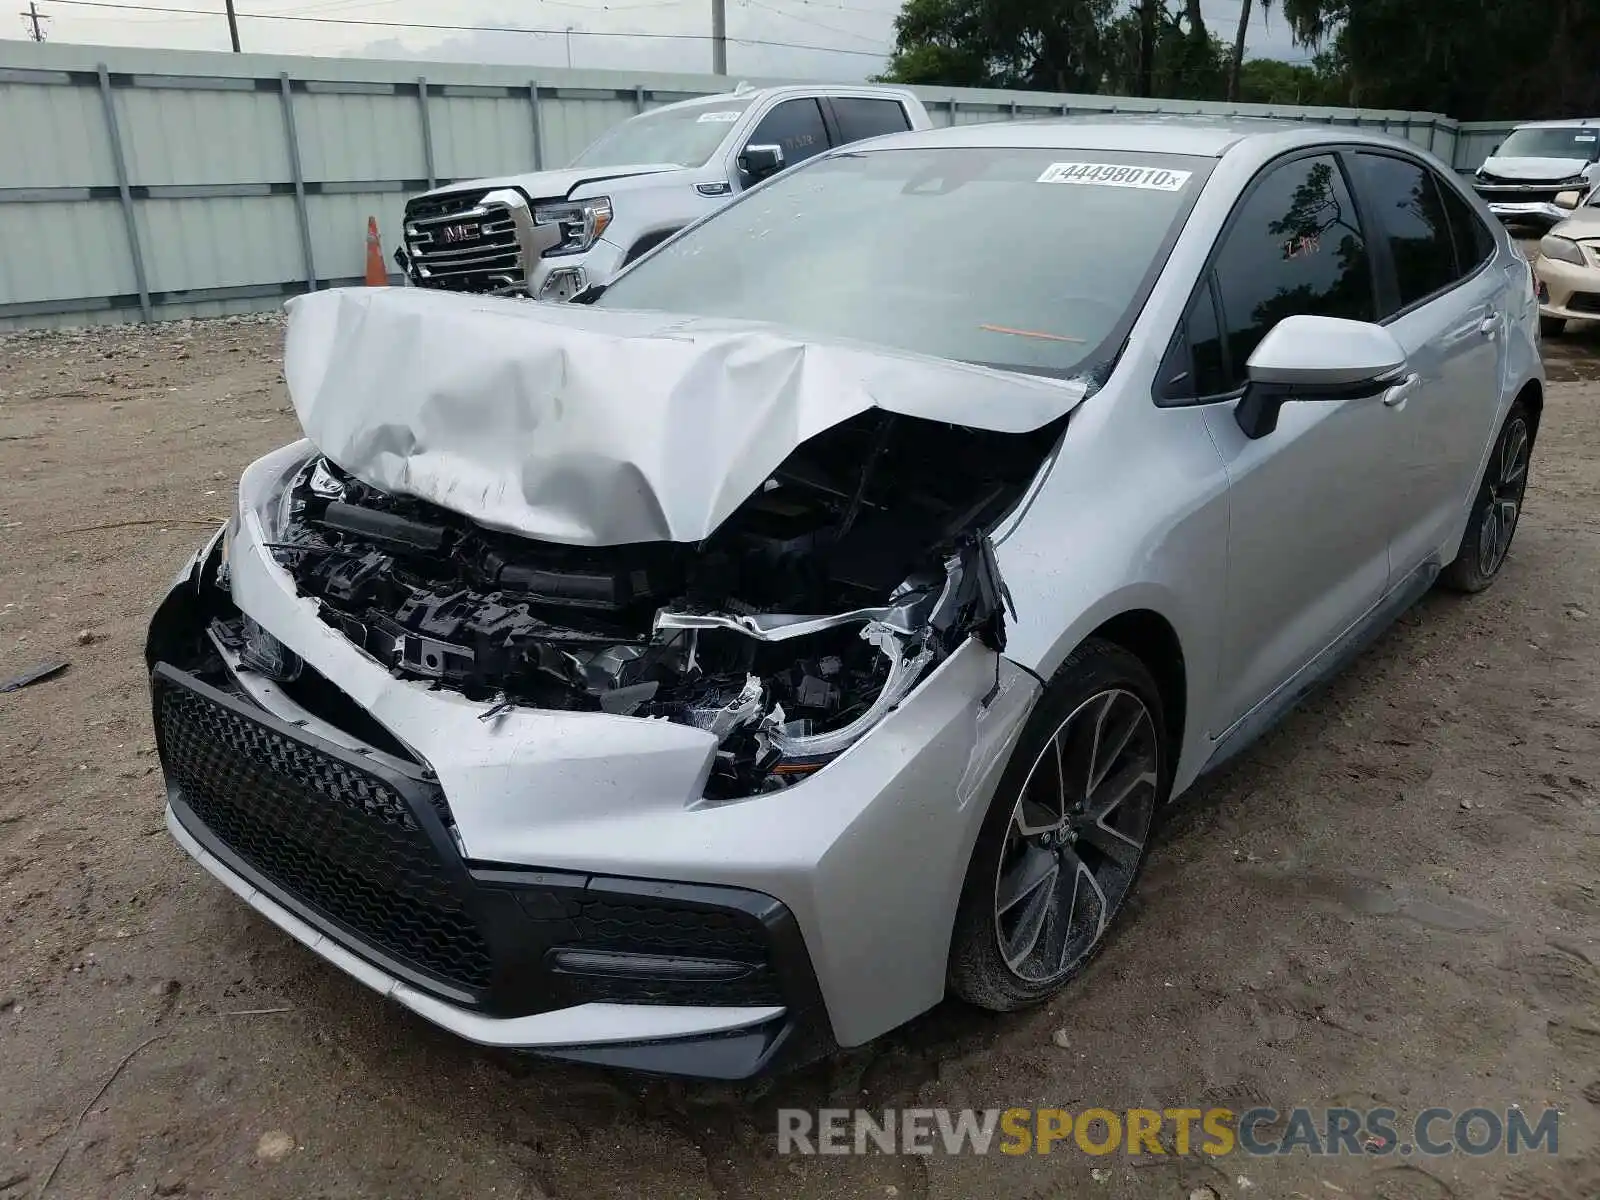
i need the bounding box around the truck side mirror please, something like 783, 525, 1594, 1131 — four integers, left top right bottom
738, 144, 785, 182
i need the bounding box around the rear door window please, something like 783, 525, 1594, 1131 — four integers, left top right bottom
830, 97, 912, 145
1352, 152, 1459, 312
1197, 154, 1377, 395
1436, 175, 1497, 274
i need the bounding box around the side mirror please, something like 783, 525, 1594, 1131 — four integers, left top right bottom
1235, 315, 1408, 439
738, 143, 785, 182
1555, 189, 1582, 210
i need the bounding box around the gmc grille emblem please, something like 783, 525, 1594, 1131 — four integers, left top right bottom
439, 223, 479, 244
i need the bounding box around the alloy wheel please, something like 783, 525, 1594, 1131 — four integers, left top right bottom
1477, 416, 1530, 579
993, 688, 1159, 984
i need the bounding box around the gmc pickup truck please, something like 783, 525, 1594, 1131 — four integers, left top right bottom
397, 83, 932, 301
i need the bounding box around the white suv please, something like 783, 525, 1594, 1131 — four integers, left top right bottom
397, 84, 931, 301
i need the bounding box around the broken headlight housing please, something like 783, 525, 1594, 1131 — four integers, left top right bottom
651, 541, 1006, 795
533, 197, 613, 257
1540, 234, 1586, 266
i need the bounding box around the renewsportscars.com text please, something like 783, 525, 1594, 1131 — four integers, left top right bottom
776, 1106, 1560, 1158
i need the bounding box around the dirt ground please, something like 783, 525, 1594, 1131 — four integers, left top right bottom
1, 306, 1598, 1200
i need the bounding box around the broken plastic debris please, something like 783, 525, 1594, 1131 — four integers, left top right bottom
0, 660, 69, 693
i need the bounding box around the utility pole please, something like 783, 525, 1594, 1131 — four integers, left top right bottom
711, 0, 726, 74
20, 0, 48, 41
224, 0, 240, 52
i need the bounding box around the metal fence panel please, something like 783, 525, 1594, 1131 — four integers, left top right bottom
431, 93, 537, 181
294, 89, 429, 184
0, 77, 117, 189
307, 191, 412, 283
1456, 122, 1518, 172
134, 195, 300, 292
0, 199, 139, 312
115, 84, 291, 186
0, 38, 1514, 330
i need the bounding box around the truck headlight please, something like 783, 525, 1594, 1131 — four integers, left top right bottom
532, 197, 613, 256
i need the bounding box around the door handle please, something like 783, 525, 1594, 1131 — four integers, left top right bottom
1382, 372, 1422, 409
1478, 315, 1500, 339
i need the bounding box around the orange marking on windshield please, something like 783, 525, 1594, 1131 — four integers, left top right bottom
978, 324, 1086, 344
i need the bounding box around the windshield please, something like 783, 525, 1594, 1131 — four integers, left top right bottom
1497, 127, 1600, 162
569, 98, 753, 169
597, 146, 1210, 376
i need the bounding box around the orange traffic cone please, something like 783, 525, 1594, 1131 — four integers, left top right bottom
364, 216, 387, 286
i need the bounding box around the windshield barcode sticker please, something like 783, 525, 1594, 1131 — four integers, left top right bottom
696, 110, 742, 123
1036, 162, 1192, 190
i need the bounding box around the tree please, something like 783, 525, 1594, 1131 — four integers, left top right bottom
879, 0, 1118, 91
1136, 0, 1156, 97
1276, 0, 1600, 119
1226, 0, 1272, 102
1100, 1, 1227, 99
1236, 55, 1345, 106
881, 0, 1230, 98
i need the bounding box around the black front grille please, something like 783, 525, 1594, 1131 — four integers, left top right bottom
403, 188, 524, 293
1569, 292, 1600, 314
1474, 178, 1569, 204
154, 669, 493, 992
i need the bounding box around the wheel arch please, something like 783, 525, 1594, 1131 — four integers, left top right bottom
621, 226, 681, 267
1082, 609, 1187, 788
1515, 377, 1543, 436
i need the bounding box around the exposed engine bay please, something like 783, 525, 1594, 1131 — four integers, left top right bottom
233, 410, 1063, 797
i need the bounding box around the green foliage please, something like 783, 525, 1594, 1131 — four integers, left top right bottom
1100, 2, 1228, 99
1278, 0, 1599, 119
1236, 56, 1346, 106
880, 0, 1232, 97
879, 0, 1118, 92
881, 0, 1599, 119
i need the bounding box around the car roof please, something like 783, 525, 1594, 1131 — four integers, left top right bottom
646, 82, 918, 115
840, 114, 1425, 159
1511, 117, 1600, 129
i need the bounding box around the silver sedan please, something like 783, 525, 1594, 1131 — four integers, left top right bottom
149, 116, 1544, 1078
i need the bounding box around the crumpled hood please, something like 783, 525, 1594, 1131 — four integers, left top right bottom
1479, 155, 1593, 182
412, 163, 685, 203
282, 288, 1085, 547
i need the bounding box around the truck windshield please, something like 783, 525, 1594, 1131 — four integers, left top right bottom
1497, 127, 1600, 161
569, 98, 753, 169
597, 146, 1210, 377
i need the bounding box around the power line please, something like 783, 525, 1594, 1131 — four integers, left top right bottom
42, 0, 892, 56
741, 0, 887, 48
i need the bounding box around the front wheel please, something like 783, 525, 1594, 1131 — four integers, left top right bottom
947, 639, 1169, 1011
1440, 401, 1533, 593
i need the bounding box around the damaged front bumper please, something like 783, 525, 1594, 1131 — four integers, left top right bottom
147, 458, 1041, 1071
157, 675, 810, 1078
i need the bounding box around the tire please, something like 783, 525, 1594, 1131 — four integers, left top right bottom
1540, 315, 1566, 339
947, 638, 1170, 1011
1440, 400, 1534, 594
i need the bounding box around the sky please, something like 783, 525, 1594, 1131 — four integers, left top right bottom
7, 0, 1309, 80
